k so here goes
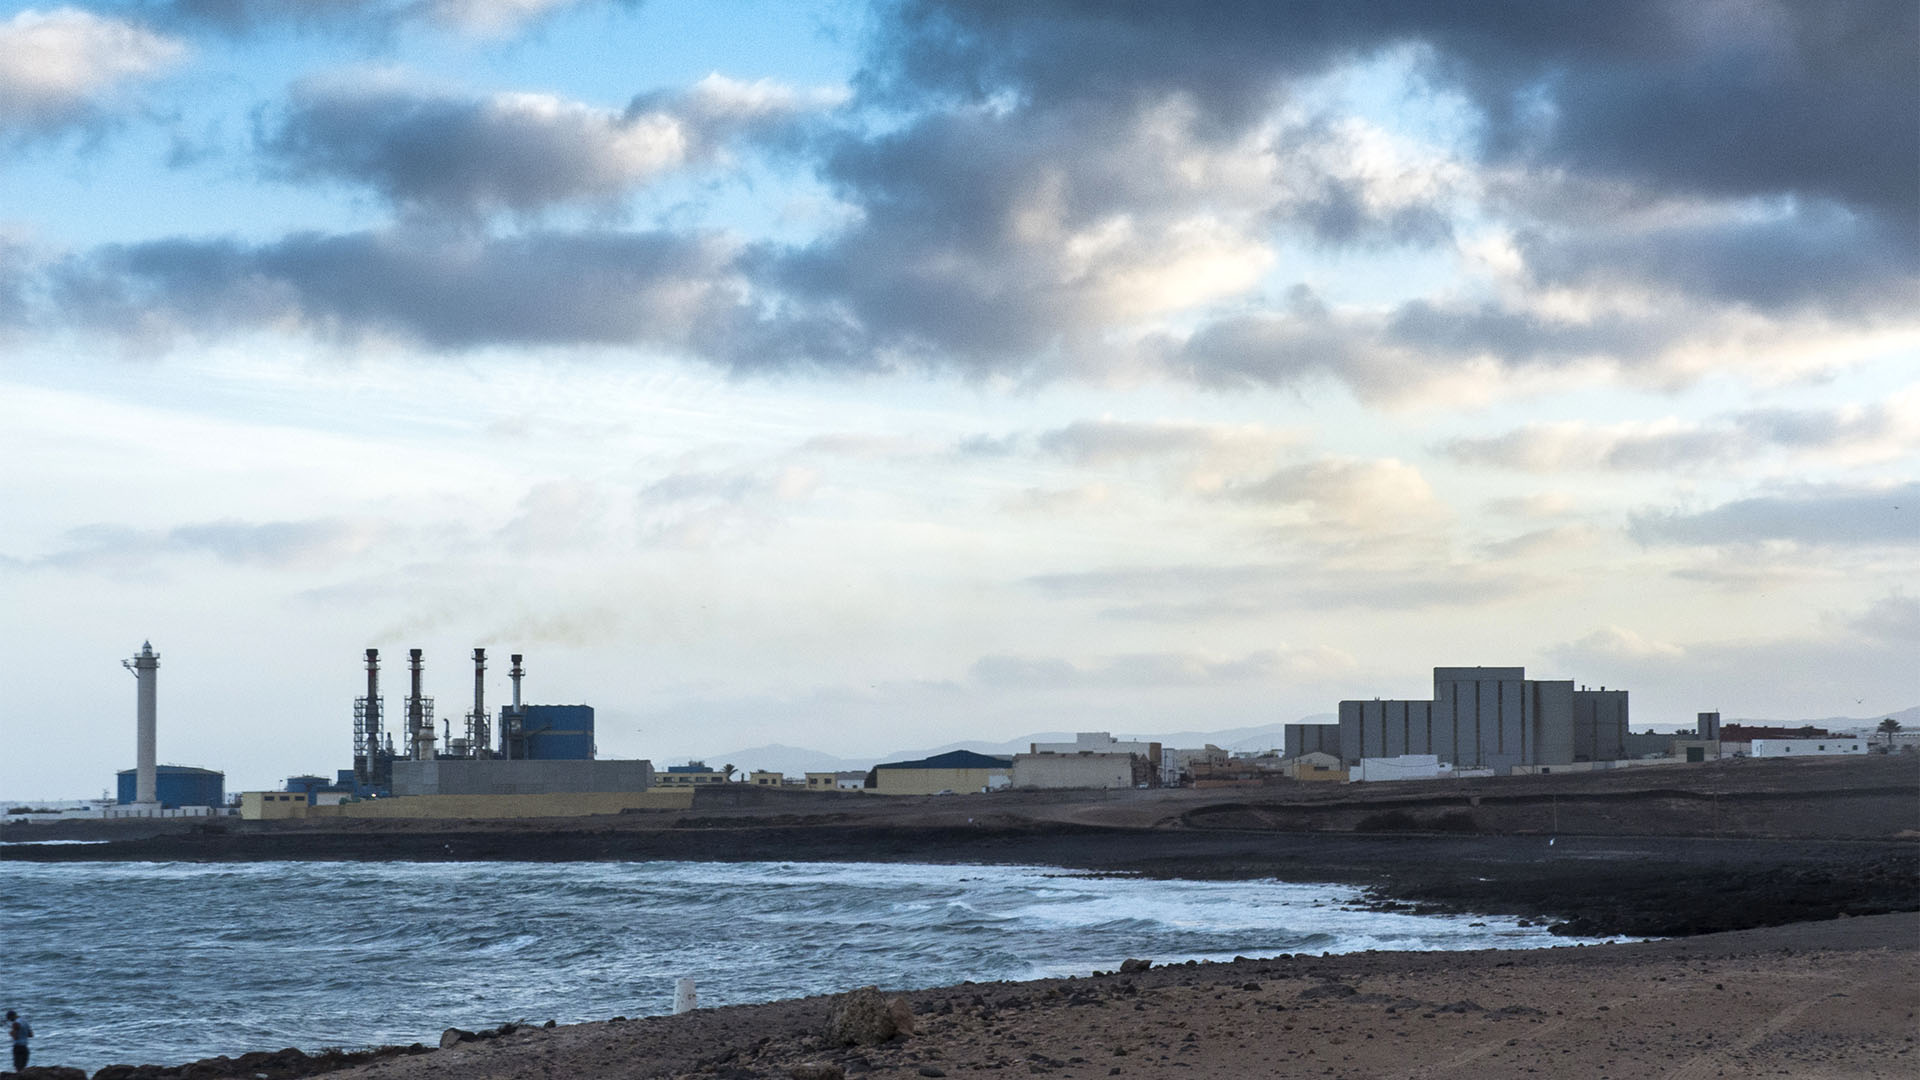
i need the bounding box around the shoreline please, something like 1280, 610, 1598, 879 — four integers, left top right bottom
42, 913, 1919, 1080
8, 824, 1916, 939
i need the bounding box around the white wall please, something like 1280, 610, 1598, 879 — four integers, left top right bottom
1749, 739, 1868, 757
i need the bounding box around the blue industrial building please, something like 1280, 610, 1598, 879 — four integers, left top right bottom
284, 772, 359, 804
511, 704, 595, 759
116, 765, 225, 808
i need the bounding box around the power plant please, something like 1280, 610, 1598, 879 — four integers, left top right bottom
333, 646, 643, 802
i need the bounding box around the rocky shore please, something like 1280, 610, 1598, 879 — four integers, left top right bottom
7, 757, 1915, 1077
14, 914, 1915, 1080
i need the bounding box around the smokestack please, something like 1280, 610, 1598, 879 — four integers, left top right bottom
122, 642, 160, 806
409, 648, 435, 760
472, 648, 487, 725
510, 653, 524, 709
363, 648, 381, 777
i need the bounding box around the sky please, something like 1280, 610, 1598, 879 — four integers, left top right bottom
1, 0, 1915, 799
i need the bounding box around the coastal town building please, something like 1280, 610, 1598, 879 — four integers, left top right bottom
1011, 752, 1142, 790
805, 771, 869, 791
1159, 745, 1230, 786
1014, 732, 1161, 789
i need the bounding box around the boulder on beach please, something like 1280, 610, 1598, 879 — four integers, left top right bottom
824, 985, 913, 1045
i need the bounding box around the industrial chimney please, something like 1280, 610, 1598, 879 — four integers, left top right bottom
408, 648, 436, 761
465, 648, 489, 758
121, 642, 160, 807
502, 653, 526, 759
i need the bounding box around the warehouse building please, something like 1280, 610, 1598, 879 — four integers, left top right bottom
865, 750, 1012, 795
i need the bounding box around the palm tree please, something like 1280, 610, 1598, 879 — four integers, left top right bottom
723, 763, 738, 783
1877, 718, 1902, 748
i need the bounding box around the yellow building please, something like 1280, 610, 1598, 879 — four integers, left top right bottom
805, 771, 868, 791
240, 791, 315, 820
748, 770, 785, 786
866, 750, 1012, 795
1283, 752, 1349, 782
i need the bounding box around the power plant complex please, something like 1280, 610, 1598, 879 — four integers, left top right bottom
102, 640, 659, 820
83, 643, 1868, 823
339, 646, 652, 801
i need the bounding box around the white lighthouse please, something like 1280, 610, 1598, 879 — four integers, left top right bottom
122, 641, 160, 808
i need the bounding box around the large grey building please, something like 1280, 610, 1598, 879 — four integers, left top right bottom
391, 758, 653, 796
1286, 667, 1628, 774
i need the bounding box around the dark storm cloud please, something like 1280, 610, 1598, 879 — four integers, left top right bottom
1516, 202, 1919, 314
876, 0, 1915, 217
1629, 482, 1920, 547
51, 227, 863, 366
772, 100, 1457, 372
765, 0, 1914, 376
260, 75, 832, 218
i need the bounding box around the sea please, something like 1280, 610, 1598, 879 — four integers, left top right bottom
0, 859, 1605, 1073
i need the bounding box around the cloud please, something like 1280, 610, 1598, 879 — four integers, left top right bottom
1850, 595, 1920, 643
51, 226, 865, 365
1545, 605, 1919, 718
1444, 398, 1920, 472
154, 0, 609, 38
1629, 481, 1920, 547
1476, 524, 1598, 560
495, 481, 606, 556
760, 1, 1916, 386
1162, 293, 1730, 404
1483, 492, 1577, 519
1024, 559, 1541, 619
261, 72, 844, 218
1552, 625, 1688, 664
969, 647, 1350, 690
0, 7, 184, 138
1033, 418, 1295, 468
874, 1, 1915, 220
15, 517, 386, 572
1224, 457, 1440, 529
1003, 483, 1112, 516
636, 465, 818, 548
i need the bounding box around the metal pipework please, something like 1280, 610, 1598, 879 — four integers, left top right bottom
122, 641, 161, 805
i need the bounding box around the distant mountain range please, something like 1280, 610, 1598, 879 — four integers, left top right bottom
699, 706, 1918, 775
1726, 704, 1920, 730
700, 717, 1336, 775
